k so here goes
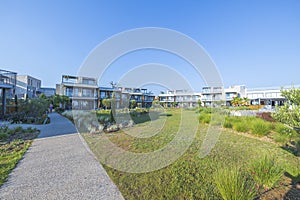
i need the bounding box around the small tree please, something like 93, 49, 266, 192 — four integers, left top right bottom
272, 87, 300, 128
130, 99, 136, 109
197, 99, 202, 107
102, 98, 111, 110
231, 97, 249, 107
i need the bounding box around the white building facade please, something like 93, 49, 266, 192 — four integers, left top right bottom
16, 75, 41, 99
158, 90, 201, 108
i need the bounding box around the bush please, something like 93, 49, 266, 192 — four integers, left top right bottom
273, 132, 290, 143
198, 113, 211, 124
14, 126, 24, 133
249, 156, 284, 190
233, 122, 249, 133
250, 121, 271, 136
223, 121, 232, 128
197, 107, 212, 114
275, 124, 296, 136
0, 133, 8, 141
214, 167, 257, 200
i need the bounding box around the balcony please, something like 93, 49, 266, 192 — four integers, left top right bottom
0, 69, 17, 89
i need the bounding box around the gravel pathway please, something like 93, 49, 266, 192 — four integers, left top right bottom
0, 113, 124, 200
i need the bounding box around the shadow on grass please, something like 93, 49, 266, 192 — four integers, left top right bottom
132, 112, 172, 124
283, 172, 300, 199
280, 143, 300, 157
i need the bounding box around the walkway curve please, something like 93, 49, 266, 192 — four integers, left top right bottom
0, 112, 124, 200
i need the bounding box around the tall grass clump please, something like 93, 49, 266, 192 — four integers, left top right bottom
249, 156, 284, 190
214, 167, 257, 200
198, 113, 211, 124
233, 122, 249, 133
250, 120, 271, 136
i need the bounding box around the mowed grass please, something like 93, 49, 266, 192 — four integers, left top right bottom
83, 109, 300, 199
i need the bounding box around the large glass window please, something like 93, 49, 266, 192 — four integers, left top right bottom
66, 87, 73, 97
82, 89, 93, 97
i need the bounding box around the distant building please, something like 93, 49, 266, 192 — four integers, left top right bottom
99, 86, 155, 108
201, 86, 225, 106
16, 75, 41, 99
225, 85, 246, 106
158, 90, 201, 108
246, 87, 287, 107
0, 69, 17, 117
56, 75, 98, 110
37, 87, 56, 97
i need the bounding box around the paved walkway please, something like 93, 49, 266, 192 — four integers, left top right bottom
0, 113, 124, 200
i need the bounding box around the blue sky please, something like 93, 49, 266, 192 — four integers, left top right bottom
0, 0, 299, 93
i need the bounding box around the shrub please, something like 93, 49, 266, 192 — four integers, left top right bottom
250, 121, 271, 136
275, 124, 296, 137
249, 156, 284, 190
14, 126, 24, 133
223, 120, 233, 129
233, 122, 249, 133
0, 133, 8, 141
198, 113, 211, 124
214, 167, 257, 200
197, 107, 212, 114
273, 132, 290, 143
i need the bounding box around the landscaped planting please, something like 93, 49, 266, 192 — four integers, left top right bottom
249, 155, 284, 190
83, 109, 300, 199
214, 167, 257, 200
0, 125, 39, 186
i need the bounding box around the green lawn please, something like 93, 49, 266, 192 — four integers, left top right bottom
0, 127, 38, 186
83, 109, 300, 199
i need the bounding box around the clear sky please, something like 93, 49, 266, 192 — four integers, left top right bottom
1, 0, 299, 93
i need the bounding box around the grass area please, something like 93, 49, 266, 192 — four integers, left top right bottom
83, 109, 300, 199
0, 126, 39, 186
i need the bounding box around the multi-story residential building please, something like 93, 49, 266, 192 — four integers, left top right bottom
37, 87, 56, 97
98, 86, 155, 108
98, 87, 122, 108
246, 87, 287, 107
56, 75, 98, 110
158, 90, 201, 108
0, 69, 17, 117
201, 86, 225, 106
16, 75, 41, 99
225, 85, 246, 106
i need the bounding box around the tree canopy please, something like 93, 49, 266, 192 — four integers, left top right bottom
272, 87, 300, 128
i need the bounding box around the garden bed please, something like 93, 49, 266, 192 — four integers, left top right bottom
0, 126, 39, 186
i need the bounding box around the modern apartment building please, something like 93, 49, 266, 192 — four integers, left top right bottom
158, 90, 201, 108
99, 86, 155, 108
0, 69, 17, 117
37, 87, 56, 97
246, 87, 287, 107
201, 86, 225, 106
16, 75, 41, 99
56, 75, 98, 110
225, 85, 246, 106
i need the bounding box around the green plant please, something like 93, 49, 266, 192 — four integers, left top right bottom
250, 121, 271, 136
272, 87, 300, 128
214, 167, 257, 200
233, 122, 249, 133
0, 133, 8, 141
249, 156, 284, 190
275, 123, 296, 136
14, 126, 24, 133
198, 113, 211, 124
223, 121, 233, 129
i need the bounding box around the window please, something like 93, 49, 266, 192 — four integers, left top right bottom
66, 87, 73, 97
82, 89, 92, 97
